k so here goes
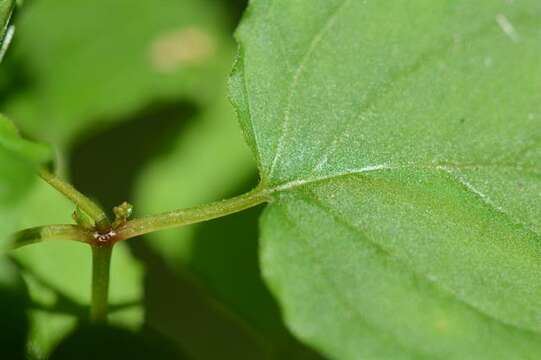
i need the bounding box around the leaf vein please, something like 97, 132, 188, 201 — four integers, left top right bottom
268, 0, 352, 178
297, 188, 541, 337
272, 161, 541, 193
279, 201, 428, 358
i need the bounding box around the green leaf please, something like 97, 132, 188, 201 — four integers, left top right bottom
1, 0, 233, 146
231, 1, 541, 358
0, 114, 50, 241
0, 114, 50, 166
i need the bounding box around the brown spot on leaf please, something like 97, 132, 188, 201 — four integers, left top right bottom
435, 319, 448, 333
149, 27, 215, 73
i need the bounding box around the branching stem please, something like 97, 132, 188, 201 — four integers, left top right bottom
39, 168, 111, 232
15, 174, 273, 323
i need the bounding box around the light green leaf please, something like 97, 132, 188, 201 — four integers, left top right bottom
231, 1, 541, 358
1, 0, 233, 146
0, 114, 50, 240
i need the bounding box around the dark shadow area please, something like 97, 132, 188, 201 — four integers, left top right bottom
222, 0, 249, 32
187, 177, 325, 360
10, 257, 87, 318
0, 257, 30, 360
0, 56, 35, 104
131, 240, 270, 360
10, 256, 139, 317
70, 100, 197, 212
49, 323, 185, 360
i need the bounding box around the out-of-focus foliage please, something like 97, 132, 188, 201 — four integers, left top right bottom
0, 114, 49, 220
0, 112, 50, 359
0, 0, 233, 147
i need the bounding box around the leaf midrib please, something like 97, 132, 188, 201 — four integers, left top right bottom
269, 161, 541, 193
265, 160, 541, 262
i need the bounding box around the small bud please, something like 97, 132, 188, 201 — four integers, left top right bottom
112, 202, 134, 229
72, 207, 95, 230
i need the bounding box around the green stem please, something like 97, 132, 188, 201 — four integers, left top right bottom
91, 244, 113, 323
9, 224, 93, 249
115, 187, 271, 241
39, 169, 111, 232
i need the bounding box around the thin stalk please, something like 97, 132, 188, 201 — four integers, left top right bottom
9, 224, 93, 250
115, 187, 271, 241
90, 244, 113, 323
39, 169, 111, 232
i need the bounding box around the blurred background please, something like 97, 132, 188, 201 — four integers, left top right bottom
0, 0, 325, 359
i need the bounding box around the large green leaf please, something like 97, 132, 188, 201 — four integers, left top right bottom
231, 1, 541, 358
1, 0, 233, 146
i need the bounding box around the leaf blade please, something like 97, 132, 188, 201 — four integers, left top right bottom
232, 0, 541, 357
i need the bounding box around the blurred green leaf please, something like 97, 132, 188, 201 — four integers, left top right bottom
0, 114, 50, 241
1, 0, 233, 146
2, 0, 240, 356
0, 115, 49, 162
231, 0, 541, 358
